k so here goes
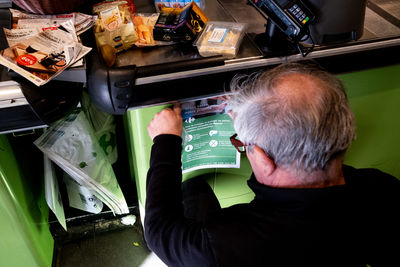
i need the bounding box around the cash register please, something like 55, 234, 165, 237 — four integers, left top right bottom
249, 0, 367, 55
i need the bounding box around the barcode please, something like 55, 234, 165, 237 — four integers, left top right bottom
208, 27, 228, 43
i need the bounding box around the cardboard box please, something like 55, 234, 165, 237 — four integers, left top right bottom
153, 2, 208, 42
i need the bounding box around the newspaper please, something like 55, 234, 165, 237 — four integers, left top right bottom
180, 97, 240, 174
0, 21, 91, 86
10, 8, 97, 36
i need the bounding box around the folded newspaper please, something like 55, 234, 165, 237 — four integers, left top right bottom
35, 109, 129, 215
10, 8, 97, 36
180, 97, 240, 174
0, 9, 93, 86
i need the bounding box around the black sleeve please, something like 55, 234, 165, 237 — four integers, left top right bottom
144, 134, 217, 267
368, 169, 400, 267
345, 166, 400, 266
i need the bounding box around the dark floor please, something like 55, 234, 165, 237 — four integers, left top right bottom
55, 223, 165, 267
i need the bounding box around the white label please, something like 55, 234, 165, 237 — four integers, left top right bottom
208, 27, 229, 43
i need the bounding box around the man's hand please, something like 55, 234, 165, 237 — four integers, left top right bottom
147, 103, 183, 141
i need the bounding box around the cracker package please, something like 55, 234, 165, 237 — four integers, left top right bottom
194, 21, 247, 58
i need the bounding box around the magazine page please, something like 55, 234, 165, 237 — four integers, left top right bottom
74, 12, 97, 35
2, 28, 40, 47
181, 97, 240, 174
0, 26, 91, 86
0, 29, 73, 86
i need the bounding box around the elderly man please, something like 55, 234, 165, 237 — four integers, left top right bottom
145, 63, 400, 267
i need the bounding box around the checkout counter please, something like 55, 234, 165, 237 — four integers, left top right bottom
94, 0, 400, 220
88, 0, 400, 112
0, 0, 399, 266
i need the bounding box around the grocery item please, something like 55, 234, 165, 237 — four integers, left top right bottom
154, 0, 205, 12
93, 0, 138, 58
153, 2, 208, 43
133, 13, 159, 46
100, 44, 116, 67
194, 21, 247, 58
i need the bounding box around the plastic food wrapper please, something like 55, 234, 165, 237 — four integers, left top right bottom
133, 13, 159, 46
93, 0, 138, 55
34, 109, 129, 215
154, 0, 205, 12
194, 21, 247, 58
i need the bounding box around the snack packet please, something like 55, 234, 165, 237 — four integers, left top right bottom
92, 0, 138, 55
154, 0, 205, 12
133, 13, 159, 46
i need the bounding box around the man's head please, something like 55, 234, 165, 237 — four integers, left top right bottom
228, 63, 355, 175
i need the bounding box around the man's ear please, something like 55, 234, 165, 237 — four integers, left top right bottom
247, 145, 276, 179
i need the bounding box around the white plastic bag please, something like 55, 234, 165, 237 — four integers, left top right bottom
35, 109, 129, 215
63, 172, 104, 214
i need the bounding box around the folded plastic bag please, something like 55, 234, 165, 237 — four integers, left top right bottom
35, 109, 129, 215
81, 92, 118, 165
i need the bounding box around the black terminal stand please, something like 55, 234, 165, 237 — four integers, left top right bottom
254, 18, 314, 57
254, 18, 297, 55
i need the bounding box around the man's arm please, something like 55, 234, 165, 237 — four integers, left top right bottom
144, 104, 216, 267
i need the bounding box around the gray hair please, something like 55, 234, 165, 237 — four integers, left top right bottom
228, 62, 356, 172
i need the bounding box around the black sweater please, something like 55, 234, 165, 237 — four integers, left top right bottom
145, 134, 400, 267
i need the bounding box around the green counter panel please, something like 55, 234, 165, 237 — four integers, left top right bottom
0, 135, 54, 267
341, 65, 400, 178
126, 64, 400, 215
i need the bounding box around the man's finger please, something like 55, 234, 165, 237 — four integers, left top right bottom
173, 102, 182, 116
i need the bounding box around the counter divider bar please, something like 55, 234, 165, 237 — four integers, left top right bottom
134, 38, 400, 86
